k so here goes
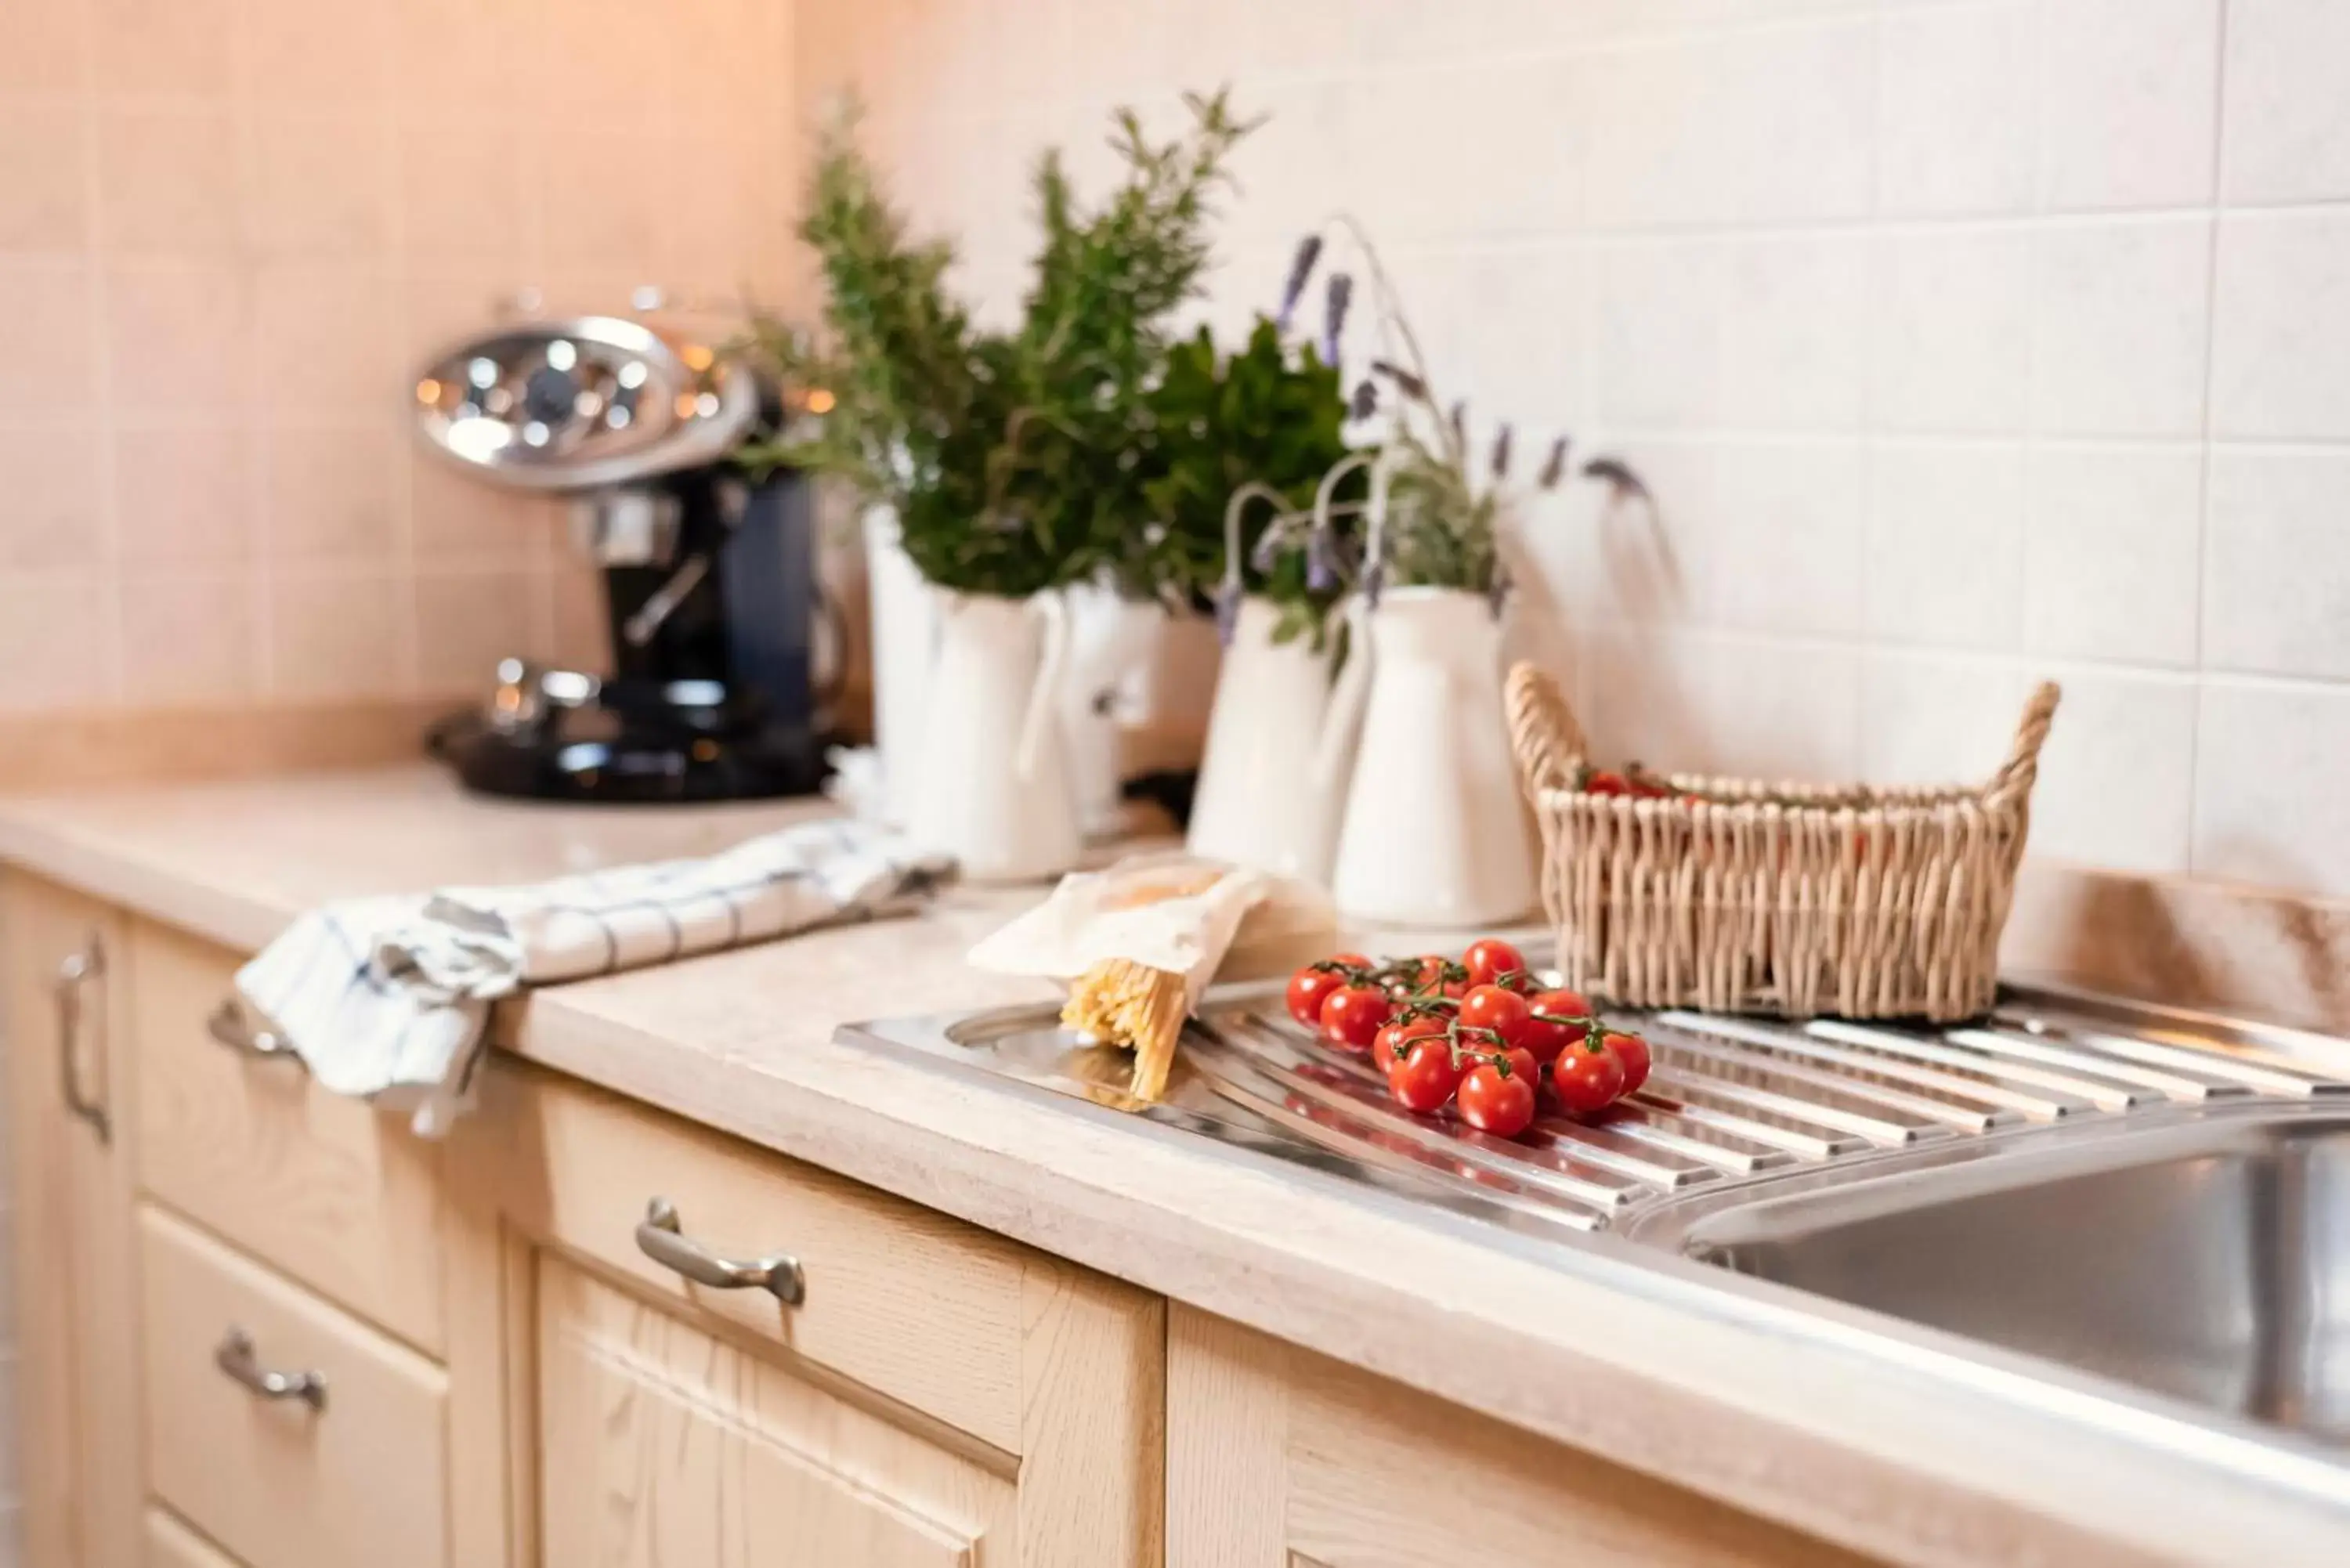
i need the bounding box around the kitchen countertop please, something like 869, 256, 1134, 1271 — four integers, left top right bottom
0, 765, 2342, 1568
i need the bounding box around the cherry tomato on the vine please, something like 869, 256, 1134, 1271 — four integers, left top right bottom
1285, 954, 1368, 1028
1518, 987, 1594, 1063
1459, 984, 1532, 1051
1386, 954, 1469, 1001
1386, 1035, 1462, 1114
1603, 1029, 1652, 1094
1461, 938, 1528, 990
1457, 1057, 1538, 1137
1372, 1013, 1449, 1075
1552, 1041, 1628, 1117
1318, 983, 1394, 1053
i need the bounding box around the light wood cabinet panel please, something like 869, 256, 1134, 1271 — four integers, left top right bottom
137, 1205, 449, 1568
3, 870, 141, 1568
457, 1060, 1166, 1568
537, 1252, 1016, 1566
468, 1064, 1036, 1452
1167, 1306, 1876, 1568
129, 917, 446, 1354
143, 1509, 242, 1568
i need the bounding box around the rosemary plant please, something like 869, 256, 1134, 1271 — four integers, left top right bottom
747, 92, 1256, 602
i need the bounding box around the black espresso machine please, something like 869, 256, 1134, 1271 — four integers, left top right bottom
413, 313, 836, 802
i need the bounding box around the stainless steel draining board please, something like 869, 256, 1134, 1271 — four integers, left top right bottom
841, 980, 2350, 1244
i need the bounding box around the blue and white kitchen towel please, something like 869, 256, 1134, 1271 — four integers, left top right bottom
234, 822, 953, 1137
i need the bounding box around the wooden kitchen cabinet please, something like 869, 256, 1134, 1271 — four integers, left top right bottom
1167, 1306, 1871, 1568
3, 873, 143, 1568
451, 1061, 1167, 1568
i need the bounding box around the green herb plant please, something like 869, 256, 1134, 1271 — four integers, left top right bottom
745, 92, 1255, 601
1137, 316, 1354, 645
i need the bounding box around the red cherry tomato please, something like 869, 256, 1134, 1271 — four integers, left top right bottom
1285, 953, 1369, 1028
1372, 1013, 1448, 1075
1552, 1039, 1627, 1116
1518, 988, 1593, 1063
1603, 1029, 1652, 1094
1386, 954, 1469, 1001
1458, 984, 1531, 1051
1318, 983, 1394, 1052
1387, 1035, 1462, 1114
1457, 1057, 1538, 1137
1462, 1041, 1537, 1087
1461, 938, 1528, 989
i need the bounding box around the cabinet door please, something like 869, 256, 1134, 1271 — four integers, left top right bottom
1167, 1307, 1873, 1568
456, 1062, 1165, 1568
3, 873, 142, 1568
535, 1252, 1017, 1567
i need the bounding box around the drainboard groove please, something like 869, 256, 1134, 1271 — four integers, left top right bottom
1941, 1027, 2232, 1103
1803, 1019, 2153, 1112
1655, 1012, 2090, 1122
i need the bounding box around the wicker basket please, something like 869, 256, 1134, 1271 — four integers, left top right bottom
1504, 663, 2060, 1022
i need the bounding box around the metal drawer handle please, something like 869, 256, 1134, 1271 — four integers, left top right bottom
55, 935, 109, 1144
208, 999, 305, 1068
634, 1197, 805, 1306
215, 1328, 327, 1412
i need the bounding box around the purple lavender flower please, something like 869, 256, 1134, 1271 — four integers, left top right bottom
1213, 576, 1243, 646
1349, 378, 1378, 421
1370, 358, 1428, 400
1306, 527, 1338, 593
1275, 234, 1323, 333
1321, 273, 1353, 366
1538, 435, 1570, 489
1582, 456, 1650, 501
1491, 423, 1513, 479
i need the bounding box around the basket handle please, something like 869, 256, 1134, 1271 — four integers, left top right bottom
1985, 681, 2062, 803
1506, 661, 1588, 798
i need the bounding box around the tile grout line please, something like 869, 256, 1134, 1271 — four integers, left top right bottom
2186, 0, 2235, 880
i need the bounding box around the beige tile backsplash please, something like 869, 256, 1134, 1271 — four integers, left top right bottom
0, 0, 797, 735
790, 0, 2350, 904
0, 0, 2347, 906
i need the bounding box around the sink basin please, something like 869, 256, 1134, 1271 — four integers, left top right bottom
1674, 1111, 2350, 1446
841, 976, 2350, 1461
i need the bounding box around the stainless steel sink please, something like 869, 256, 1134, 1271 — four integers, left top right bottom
1660, 1110, 2350, 1443
841, 977, 2350, 1456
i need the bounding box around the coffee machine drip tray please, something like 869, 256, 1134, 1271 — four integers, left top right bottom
433, 670, 829, 804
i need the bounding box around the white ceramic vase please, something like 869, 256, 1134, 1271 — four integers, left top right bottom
1058, 581, 1165, 840
1327, 587, 1537, 927
1186, 596, 1360, 884
905, 591, 1081, 882
862, 504, 941, 826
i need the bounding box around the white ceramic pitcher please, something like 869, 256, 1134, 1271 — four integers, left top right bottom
1327, 587, 1536, 927
1186, 595, 1361, 883
862, 504, 941, 826
1058, 580, 1165, 840
905, 591, 1080, 882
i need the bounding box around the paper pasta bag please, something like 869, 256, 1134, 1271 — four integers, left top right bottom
968, 852, 1331, 1101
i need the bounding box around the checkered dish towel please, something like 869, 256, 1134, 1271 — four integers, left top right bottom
234, 821, 953, 1137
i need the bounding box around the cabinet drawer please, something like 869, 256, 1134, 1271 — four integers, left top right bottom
139, 1205, 449, 1568
132, 918, 446, 1353
472, 1064, 1036, 1453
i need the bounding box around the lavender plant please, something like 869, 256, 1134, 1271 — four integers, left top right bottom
1270, 220, 1647, 616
